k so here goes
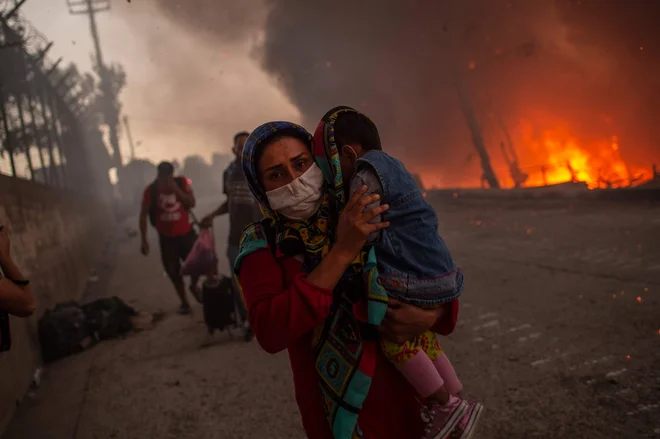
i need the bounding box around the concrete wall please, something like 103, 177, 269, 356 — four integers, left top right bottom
0, 175, 115, 434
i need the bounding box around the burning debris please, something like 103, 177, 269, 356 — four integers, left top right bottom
488, 125, 655, 190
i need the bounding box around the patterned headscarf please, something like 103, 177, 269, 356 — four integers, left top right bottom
235, 114, 387, 439
237, 121, 334, 270
241, 121, 315, 219
312, 105, 355, 209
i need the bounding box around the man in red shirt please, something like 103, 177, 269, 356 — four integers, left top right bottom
139, 162, 199, 315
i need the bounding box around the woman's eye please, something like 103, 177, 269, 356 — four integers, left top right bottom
269, 171, 282, 181
295, 160, 307, 170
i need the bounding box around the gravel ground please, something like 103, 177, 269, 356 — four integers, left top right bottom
3, 197, 659, 439
433, 198, 660, 439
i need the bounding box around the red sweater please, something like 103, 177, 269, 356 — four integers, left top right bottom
239, 248, 460, 439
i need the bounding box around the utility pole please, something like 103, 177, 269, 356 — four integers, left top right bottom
66, 0, 123, 173
122, 115, 136, 161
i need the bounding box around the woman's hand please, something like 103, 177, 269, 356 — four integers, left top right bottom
0, 225, 11, 263
307, 186, 390, 291
334, 185, 390, 261
378, 299, 445, 344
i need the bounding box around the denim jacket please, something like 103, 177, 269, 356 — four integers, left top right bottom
354, 150, 463, 307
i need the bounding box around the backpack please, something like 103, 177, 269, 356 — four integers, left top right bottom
38, 302, 92, 363
148, 177, 187, 227
82, 297, 137, 341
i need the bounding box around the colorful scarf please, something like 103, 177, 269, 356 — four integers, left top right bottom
234, 112, 388, 439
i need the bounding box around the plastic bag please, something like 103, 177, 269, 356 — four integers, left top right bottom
181, 229, 218, 277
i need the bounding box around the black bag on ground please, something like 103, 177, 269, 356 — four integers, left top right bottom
82, 297, 137, 340
38, 302, 91, 363
202, 276, 238, 334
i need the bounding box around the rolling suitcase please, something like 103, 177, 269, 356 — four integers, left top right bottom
201, 276, 241, 335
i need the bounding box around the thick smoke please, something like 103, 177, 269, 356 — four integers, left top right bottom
143, 0, 659, 186
150, 0, 264, 43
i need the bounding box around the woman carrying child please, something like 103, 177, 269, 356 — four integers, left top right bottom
234, 120, 459, 438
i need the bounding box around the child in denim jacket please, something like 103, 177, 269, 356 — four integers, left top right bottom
330, 107, 483, 439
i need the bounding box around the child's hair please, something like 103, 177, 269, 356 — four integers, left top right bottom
334, 112, 382, 151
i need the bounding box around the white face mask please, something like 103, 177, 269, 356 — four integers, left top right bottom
266, 163, 325, 221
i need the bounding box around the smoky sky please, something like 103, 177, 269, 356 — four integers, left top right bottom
146, 0, 660, 185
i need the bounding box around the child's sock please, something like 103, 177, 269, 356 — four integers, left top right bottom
396, 350, 444, 398
432, 352, 463, 395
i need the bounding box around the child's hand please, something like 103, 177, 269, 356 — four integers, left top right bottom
378, 299, 445, 344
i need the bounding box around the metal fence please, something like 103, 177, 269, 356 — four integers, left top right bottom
0, 2, 101, 190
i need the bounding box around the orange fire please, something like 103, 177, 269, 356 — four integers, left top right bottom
509, 124, 644, 189
414, 121, 654, 190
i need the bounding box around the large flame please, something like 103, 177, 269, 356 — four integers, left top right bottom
507, 123, 644, 189
417, 122, 651, 190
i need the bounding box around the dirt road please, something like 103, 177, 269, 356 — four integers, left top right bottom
433, 198, 660, 439
3, 197, 659, 439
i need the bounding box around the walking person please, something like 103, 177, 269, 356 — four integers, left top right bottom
201, 132, 261, 338
139, 161, 199, 315
233, 121, 459, 438
0, 224, 37, 352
